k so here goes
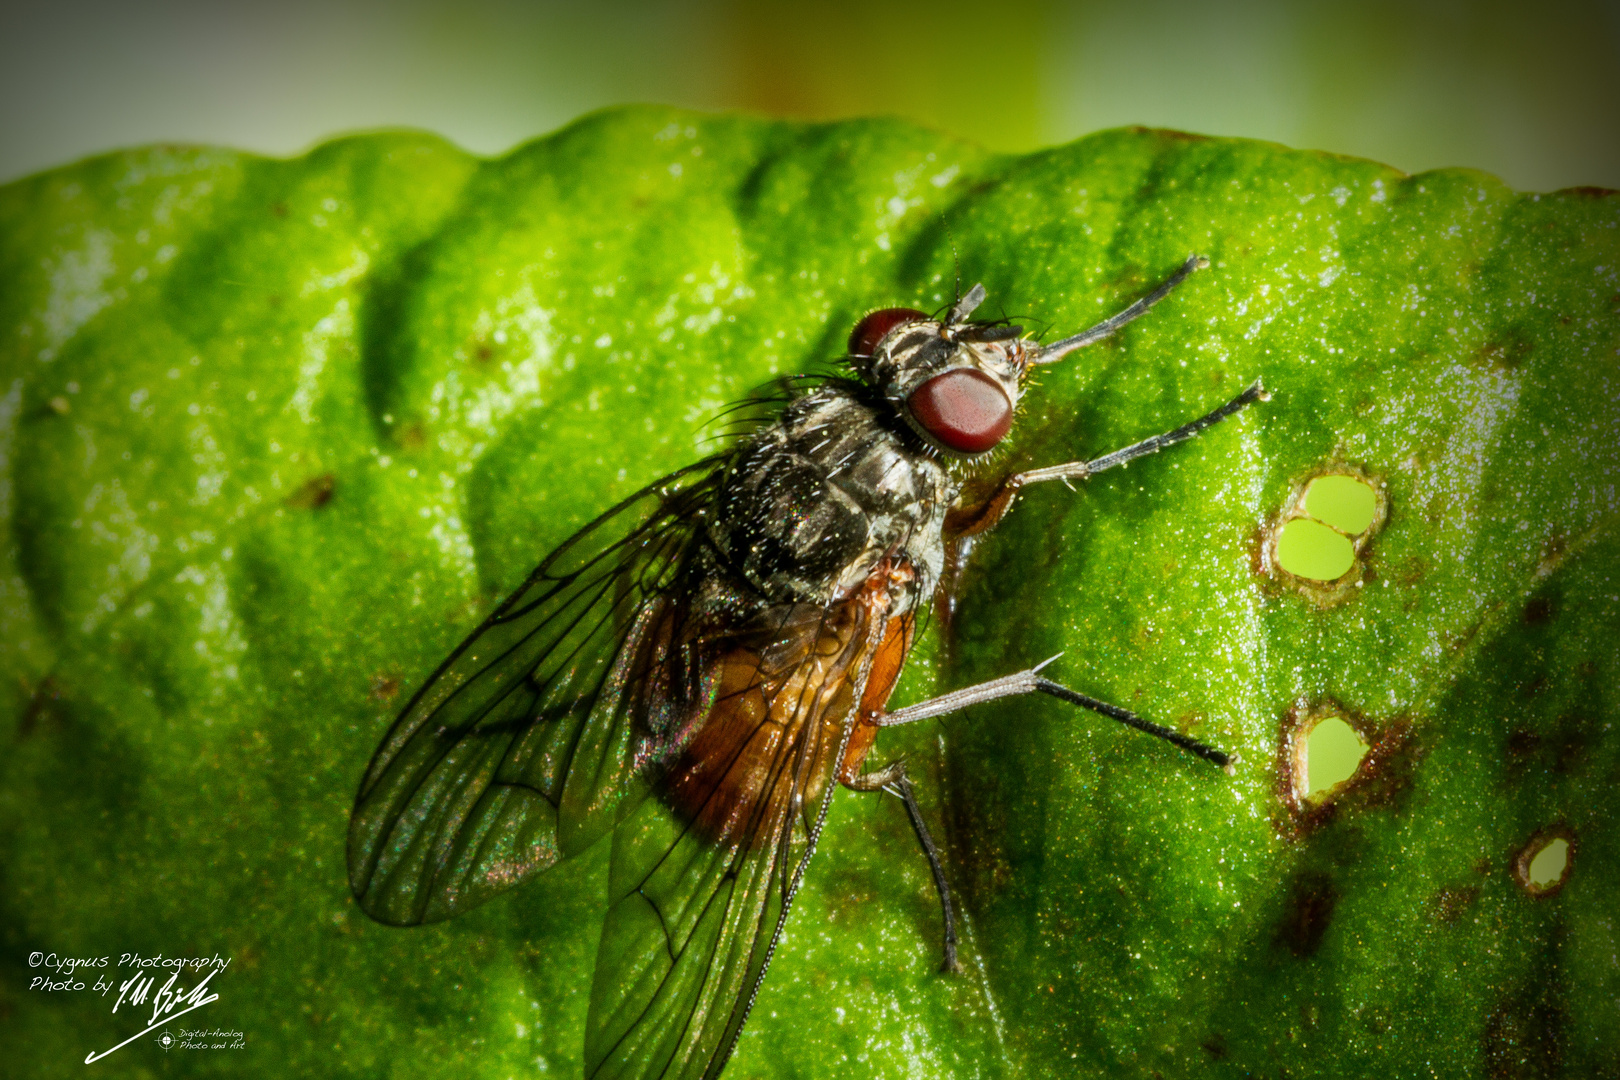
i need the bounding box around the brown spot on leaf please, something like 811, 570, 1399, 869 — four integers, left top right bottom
1483, 987, 1567, 1078
1247, 523, 1270, 579
399, 422, 429, 450
1393, 554, 1428, 588
1275, 872, 1338, 957
1522, 597, 1555, 625
271, 201, 288, 218
820, 867, 878, 925
1507, 718, 1591, 784
1550, 723, 1589, 776
1506, 728, 1541, 758
1536, 531, 1568, 578
1448, 619, 1484, 654
1474, 329, 1534, 371
1430, 884, 1480, 923
18, 676, 62, 739
369, 673, 401, 703
286, 472, 336, 510
235, 942, 262, 971
1554, 185, 1616, 198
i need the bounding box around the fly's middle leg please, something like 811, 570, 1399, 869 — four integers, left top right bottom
843, 759, 962, 973
946, 380, 1269, 540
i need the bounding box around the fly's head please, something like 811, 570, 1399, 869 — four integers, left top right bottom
847, 284, 1030, 457
846, 259, 1209, 458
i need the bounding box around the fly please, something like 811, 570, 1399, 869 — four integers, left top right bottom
347, 255, 1266, 1079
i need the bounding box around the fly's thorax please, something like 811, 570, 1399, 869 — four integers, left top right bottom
706, 385, 956, 613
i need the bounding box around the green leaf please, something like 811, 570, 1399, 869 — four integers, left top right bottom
3, 106, 1616, 1078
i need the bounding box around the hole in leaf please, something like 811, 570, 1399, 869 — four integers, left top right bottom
1303, 474, 1377, 535
1302, 715, 1368, 799
1275, 518, 1355, 581
1277, 701, 1410, 835
1527, 840, 1568, 887
1265, 465, 1386, 602
1513, 827, 1576, 898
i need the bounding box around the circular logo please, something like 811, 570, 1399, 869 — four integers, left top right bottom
158, 1031, 175, 1051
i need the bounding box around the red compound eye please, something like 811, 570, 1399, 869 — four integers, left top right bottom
849, 307, 927, 356
907, 369, 1013, 453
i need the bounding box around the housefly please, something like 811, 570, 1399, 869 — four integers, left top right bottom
347, 255, 1265, 1079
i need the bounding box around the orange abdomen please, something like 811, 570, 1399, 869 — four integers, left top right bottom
661, 603, 866, 846
838, 614, 913, 783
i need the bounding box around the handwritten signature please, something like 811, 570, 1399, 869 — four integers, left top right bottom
84, 968, 221, 1064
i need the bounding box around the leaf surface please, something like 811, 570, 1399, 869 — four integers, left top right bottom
2, 107, 1615, 1078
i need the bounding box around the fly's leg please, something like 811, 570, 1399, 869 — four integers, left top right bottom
939, 259, 1259, 623
873, 657, 1232, 769
843, 654, 1231, 974
844, 760, 963, 973
946, 379, 1269, 541
1030, 254, 1210, 363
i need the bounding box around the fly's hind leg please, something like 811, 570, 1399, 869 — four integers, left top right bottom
843, 760, 963, 973
873, 658, 1232, 768
843, 655, 1233, 978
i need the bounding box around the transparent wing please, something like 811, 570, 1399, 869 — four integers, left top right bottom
585, 596, 884, 1080
348, 458, 725, 926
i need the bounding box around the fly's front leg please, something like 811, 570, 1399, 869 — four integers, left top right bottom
947, 379, 1269, 541
843, 759, 962, 973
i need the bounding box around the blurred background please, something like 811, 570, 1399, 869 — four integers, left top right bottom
3, 0, 1619, 190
